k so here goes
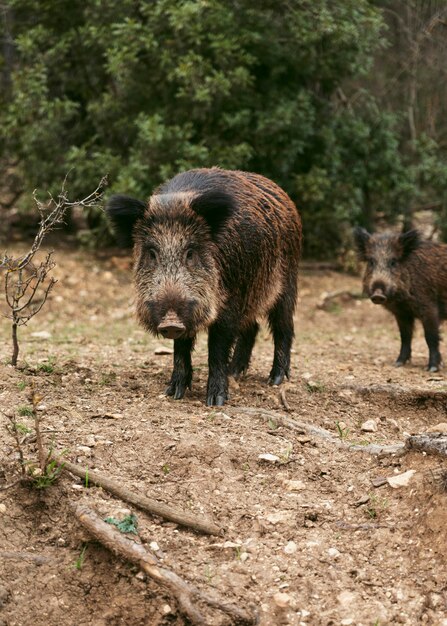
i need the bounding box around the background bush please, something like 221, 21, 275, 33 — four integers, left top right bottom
1, 0, 447, 256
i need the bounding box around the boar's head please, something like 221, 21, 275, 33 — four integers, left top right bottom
106, 190, 233, 339
353, 228, 421, 304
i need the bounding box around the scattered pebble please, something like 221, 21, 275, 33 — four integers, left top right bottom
154, 346, 173, 355
273, 592, 291, 608
361, 419, 377, 432
0, 504, 6, 514
258, 453, 280, 463
284, 480, 306, 492
284, 541, 297, 555
427, 422, 447, 434
327, 547, 341, 559
77, 445, 92, 455
387, 469, 417, 488
135, 571, 145, 581
162, 604, 172, 615
30, 330, 52, 339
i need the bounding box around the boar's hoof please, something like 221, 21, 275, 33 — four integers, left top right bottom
428, 365, 440, 373
268, 371, 288, 386
165, 375, 191, 400
395, 360, 406, 367
206, 393, 227, 407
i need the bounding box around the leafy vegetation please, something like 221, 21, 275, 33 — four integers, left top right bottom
1, 1, 447, 256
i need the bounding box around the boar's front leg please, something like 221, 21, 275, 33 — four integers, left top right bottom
421, 311, 442, 372
166, 337, 195, 400
394, 311, 414, 366
206, 321, 237, 406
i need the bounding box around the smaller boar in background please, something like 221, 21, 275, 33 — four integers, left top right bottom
354, 228, 447, 372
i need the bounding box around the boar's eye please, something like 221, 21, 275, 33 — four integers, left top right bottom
366, 258, 375, 268
389, 258, 398, 269
145, 247, 158, 262
185, 248, 195, 262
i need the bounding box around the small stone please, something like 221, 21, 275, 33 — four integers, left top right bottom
427, 422, 447, 434
284, 541, 297, 555
162, 604, 172, 615
154, 346, 174, 355
341, 619, 354, 625
240, 552, 249, 562
31, 330, 52, 339
77, 445, 92, 455
327, 547, 341, 559
273, 592, 291, 608
337, 421, 348, 431
387, 469, 416, 488
71, 484, 83, 491
135, 571, 145, 580
285, 480, 306, 491
258, 453, 280, 463
361, 419, 377, 432
0, 504, 6, 514
149, 541, 161, 552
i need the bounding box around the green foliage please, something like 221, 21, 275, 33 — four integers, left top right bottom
27, 458, 65, 489
2, 1, 445, 255
17, 405, 33, 416
104, 513, 138, 534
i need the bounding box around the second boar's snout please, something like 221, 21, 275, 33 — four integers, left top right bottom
370, 288, 387, 304
157, 310, 186, 339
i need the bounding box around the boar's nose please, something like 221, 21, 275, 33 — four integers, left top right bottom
370, 289, 387, 304
157, 310, 186, 339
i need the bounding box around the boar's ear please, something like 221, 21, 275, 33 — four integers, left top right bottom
353, 227, 371, 260
105, 194, 147, 247
399, 229, 421, 259
189, 190, 234, 237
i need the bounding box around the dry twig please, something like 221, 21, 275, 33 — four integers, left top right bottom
60, 459, 222, 536
234, 407, 406, 456
75, 505, 255, 626
1, 176, 106, 365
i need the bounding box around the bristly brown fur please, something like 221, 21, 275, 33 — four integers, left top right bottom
354, 228, 447, 372
107, 167, 302, 405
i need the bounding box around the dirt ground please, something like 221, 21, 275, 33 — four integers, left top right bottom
0, 246, 446, 626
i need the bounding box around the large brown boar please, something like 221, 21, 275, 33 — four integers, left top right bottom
354, 227, 447, 371
106, 167, 302, 406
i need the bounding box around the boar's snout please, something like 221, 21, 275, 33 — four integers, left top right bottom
157, 310, 186, 339
370, 286, 387, 304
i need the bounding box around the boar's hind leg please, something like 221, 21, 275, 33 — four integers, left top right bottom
268, 287, 296, 386
166, 337, 195, 400
206, 322, 238, 406
421, 313, 442, 372
229, 322, 259, 379
395, 312, 414, 366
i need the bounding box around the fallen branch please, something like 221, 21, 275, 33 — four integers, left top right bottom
75, 505, 255, 626
60, 459, 222, 536
233, 407, 406, 457
0, 551, 53, 565
317, 288, 364, 309
405, 434, 447, 458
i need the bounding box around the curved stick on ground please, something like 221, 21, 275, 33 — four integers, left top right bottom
60, 459, 222, 536
234, 407, 406, 456
74, 505, 255, 626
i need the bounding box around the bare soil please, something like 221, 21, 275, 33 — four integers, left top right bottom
0, 247, 446, 626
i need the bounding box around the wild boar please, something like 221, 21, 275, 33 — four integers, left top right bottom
354, 227, 447, 371
106, 167, 302, 405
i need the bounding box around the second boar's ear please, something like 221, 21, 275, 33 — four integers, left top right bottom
105, 194, 147, 247
189, 190, 235, 237
353, 227, 370, 260
399, 229, 421, 258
